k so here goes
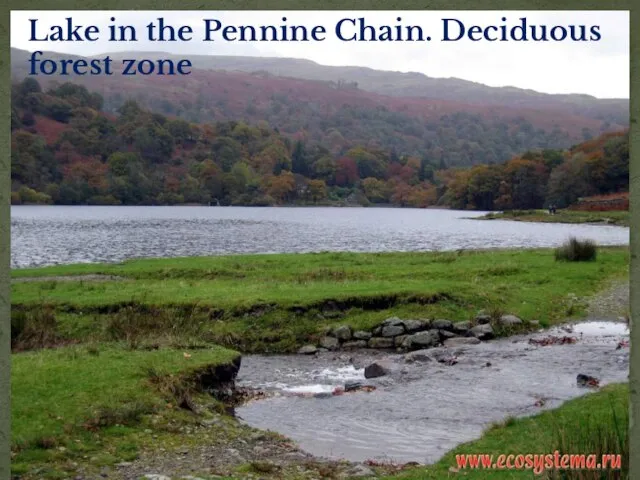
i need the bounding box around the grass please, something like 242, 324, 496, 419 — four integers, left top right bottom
11, 248, 629, 353
384, 383, 628, 479
11, 344, 239, 477
476, 210, 629, 227
555, 238, 598, 263
10, 249, 630, 479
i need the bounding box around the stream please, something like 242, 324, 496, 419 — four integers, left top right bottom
235, 321, 629, 465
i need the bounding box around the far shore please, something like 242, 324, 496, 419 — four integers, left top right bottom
473, 209, 629, 227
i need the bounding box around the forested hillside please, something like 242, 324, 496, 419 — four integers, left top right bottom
11, 48, 627, 168
11, 78, 628, 209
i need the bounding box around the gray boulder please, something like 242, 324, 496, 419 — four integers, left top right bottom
381, 316, 404, 327
453, 321, 472, 334
381, 325, 405, 337
469, 323, 494, 340
368, 337, 395, 349
444, 337, 481, 347
332, 325, 353, 341
364, 360, 394, 378
404, 349, 434, 362
353, 330, 373, 340
342, 340, 368, 349
344, 381, 363, 392
432, 319, 454, 331
394, 335, 408, 347
404, 330, 440, 349
439, 330, 458, 340
499, 314, 523, 326
320, 336, 340, 350
298, 345, 317, 355
403, 319, 429, 332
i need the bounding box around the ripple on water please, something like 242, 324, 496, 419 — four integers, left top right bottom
11, 206, 629, 268
235, 322, 629, 464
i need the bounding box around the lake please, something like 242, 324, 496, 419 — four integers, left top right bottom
10, 206, 629, 268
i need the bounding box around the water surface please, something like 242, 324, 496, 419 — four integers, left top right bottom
11, 206, 628, 268
236, 321, 629, 464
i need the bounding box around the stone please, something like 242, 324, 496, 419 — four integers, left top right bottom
320, 336, 340, 350
364, 360, 394, 378
332, 325, 352, 341
368, 337, 395, 349
297, 345, 317, 355
444, 337, 481, 347
403, 319, 428, 332
381, 325, 405, 337
452, 321, 472, 334
577, 374, 600, 387
469, 323, 494, 340
342, 340, 368, 349
344, 381, 363, 392
529, 320, 541, 327
144, 475, 171, 480
314, 392, 333, 398
340, 464, 376, 477
405, 330, 440, 349
394, 335, 408, 347
475, 314, 492, 325
499, 314, 523, 326
404, 349, 433, 363
432, 319, 454, 330
353, 330, 372, 340
439, 329, 458, 340
381, 316, 404, 327
372, 326, 382, 336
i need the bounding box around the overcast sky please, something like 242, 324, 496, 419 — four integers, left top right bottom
11, 10, 629, 98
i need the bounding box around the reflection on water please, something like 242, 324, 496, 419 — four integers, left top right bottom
11, 206, 628, 268
235, 322, 629, 464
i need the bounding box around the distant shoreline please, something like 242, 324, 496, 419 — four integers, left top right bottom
474, 209, 629, 227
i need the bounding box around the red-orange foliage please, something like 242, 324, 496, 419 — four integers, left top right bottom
568, 192, 629, 211
335, 157, 359, 187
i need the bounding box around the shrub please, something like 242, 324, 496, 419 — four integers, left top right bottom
555, 238, 597, 262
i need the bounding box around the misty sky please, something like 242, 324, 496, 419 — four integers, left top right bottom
10, 10, 629, 99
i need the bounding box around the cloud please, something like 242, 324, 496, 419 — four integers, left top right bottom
10, 10, 629, 98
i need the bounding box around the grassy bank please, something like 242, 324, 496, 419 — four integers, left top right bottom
476, 210, 629, 227
12, 248, 629, 353
10, 248, 629, 478
11, 344, 241, 478
387, 383, 628, 479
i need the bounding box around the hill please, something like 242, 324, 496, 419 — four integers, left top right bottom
10, 77, 628, 210
10, 48, 628, 168
102, 51, 629, 126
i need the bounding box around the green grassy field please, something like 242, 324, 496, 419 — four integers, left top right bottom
12, 248, 629, 353
11, 344, 240, 478
11, 248, 630, 479
387, 383, 628, 479
476, 210, 629, 227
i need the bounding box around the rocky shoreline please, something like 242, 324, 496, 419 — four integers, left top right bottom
297, 312, 537, 356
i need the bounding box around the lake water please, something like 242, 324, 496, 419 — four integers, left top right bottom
10, 206, 628, 268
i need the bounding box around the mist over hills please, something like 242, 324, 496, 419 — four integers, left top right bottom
11, 47, 629, 167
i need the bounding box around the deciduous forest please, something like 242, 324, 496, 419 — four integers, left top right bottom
11, 78, 628, 209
